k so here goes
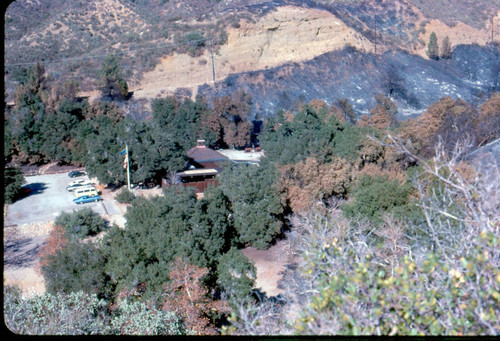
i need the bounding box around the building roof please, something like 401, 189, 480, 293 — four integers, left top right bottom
187, 145, 229, 163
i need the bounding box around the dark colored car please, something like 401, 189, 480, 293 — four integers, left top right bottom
68, 170, 86, 178
73, 195, 102, 204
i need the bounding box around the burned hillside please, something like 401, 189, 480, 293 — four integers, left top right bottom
199, 43, 500, 119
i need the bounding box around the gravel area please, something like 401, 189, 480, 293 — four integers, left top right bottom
4, 168, 124, 298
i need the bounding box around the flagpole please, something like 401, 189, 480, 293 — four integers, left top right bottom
126, 144, 131, 190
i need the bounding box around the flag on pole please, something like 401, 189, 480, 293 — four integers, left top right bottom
120, 148, 128, 169
121, 144, 131, 190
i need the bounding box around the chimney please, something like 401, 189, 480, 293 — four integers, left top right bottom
197, 139, 206, 147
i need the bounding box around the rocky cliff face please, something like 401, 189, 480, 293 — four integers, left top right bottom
132, 1, 499, 118
134, 5, 374, 99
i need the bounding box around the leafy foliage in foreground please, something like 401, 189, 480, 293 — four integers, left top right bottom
110, 299, 187, 335
293, 230, 499, 335
4, 286, 109, 335
3, 286, 188, 335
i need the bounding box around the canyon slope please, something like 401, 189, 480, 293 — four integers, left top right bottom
5, 0, 500, 117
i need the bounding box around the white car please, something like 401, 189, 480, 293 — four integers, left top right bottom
66, 181, 94, 192
68, 179, 92, 187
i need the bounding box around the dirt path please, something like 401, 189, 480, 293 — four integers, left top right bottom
3, 224, 50, 298
242, 239, 292, 297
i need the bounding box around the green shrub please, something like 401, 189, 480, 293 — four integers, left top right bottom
3, 286, 109, 335
41, 241, 111, 298
343, 175, 413, 225
115, 188, 136, 204
110, 299, 188, 335
3, 286, 189, 335
294, 231, 500, 335
54, 208, 107, 240
4, 166, 26, 204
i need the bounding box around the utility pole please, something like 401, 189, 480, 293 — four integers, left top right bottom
126, 144, 131, 190
210, 39, 216, 84
492, 16, 495, 42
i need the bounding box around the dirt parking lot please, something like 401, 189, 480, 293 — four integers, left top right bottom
4, 172, 125, 297
4, 173, 121, 226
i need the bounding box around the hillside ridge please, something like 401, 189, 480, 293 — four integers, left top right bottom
5, 0, 500, 115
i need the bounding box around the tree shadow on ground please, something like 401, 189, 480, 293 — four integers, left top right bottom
22, 182, 48, 196
4, 236, 45, 268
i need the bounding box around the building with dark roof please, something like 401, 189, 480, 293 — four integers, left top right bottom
186, 140, 230, 172
162, 140, 230, 193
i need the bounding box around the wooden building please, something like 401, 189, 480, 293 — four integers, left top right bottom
162, 140, 230, 193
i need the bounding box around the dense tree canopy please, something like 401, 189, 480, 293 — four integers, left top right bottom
4, 166, 26, 204
260, 105, 364, 165
77, 103, 130, 185
5, 55, 500, 336
100, 185, 237, 298
219, 159, 284, 249
98, 54, 129, 100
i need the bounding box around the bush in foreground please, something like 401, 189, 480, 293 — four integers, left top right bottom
3, 286, 188, 335
54, 208, 107, 240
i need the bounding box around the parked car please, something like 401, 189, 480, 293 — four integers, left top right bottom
66, 182, 94, 192
68, 179, 92, 187
73, 195, 102, 204
68, 170, 86, 178
73, 186, 99, 198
